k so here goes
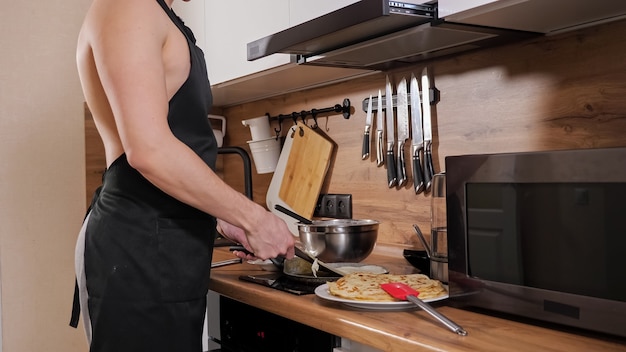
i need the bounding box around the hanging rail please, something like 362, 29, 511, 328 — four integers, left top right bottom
361, 87, 440, 112
268, 98, 351, 137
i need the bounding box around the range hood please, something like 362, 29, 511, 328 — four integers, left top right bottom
248, 0, 626, 71
438, 0, 626, 35
247, 0, 538, 71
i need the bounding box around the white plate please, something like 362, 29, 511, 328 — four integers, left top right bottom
314, 284, 449, 310
324, 263, 388, 275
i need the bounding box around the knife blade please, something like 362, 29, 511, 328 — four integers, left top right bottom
362, 94, 373, 160
396, 78, 409, 187
410, 73, 425, 194
376, 89, 384, 167
421, 67, 435, 191
385, 76, 397, 188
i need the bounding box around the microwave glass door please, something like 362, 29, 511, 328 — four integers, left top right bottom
466, 182, 626, 303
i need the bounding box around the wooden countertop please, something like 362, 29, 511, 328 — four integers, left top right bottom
209, 247, 626, 352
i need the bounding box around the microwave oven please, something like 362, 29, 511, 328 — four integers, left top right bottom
446, 147, 626, 338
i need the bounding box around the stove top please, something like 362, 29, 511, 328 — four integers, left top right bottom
239, 273, 322, 295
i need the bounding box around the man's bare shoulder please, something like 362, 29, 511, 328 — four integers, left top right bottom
80, 0, 169, 44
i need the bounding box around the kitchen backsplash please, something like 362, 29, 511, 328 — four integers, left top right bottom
85, 19, 626, 251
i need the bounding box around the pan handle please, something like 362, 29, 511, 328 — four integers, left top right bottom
211, 258, 242, 268
229, 246, 285, 268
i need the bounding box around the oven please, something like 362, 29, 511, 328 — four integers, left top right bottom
217, 296, 339, 352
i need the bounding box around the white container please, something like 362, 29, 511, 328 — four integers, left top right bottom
208, 114, 226, 147
242, 115, 272, 141
247, 137, 281, 174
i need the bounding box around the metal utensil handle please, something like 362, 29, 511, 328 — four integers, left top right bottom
412, 224, 431, 257
406, 295, 468, 336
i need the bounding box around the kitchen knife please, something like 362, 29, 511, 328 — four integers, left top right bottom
376, 89, 384, 167
385, 76, 397, 187
410, 73, 425, 194
362, 95, 373, 160
396, 78, 409, 187
421, 67, 435, 191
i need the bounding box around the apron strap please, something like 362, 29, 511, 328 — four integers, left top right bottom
69, 280, 80, 327
69, 185, 102, 328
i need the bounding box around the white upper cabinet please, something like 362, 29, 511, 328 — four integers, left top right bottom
174, 0, 361, 86
173, 0, 371, 107
173, 1, 291, 86
289, 0, 360, 26
437, 0, 497, 18
203, 1, 291, 85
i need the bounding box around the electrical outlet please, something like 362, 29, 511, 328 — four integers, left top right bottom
314, 194, 352, 219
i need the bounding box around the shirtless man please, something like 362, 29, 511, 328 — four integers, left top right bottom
73, 0, 294, 350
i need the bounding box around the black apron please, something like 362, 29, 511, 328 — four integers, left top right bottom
71, 1, 217, 351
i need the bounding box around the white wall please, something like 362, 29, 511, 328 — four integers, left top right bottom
1, 2, 90, 351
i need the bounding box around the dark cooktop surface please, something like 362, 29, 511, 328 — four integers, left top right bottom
239, 273, 327, 295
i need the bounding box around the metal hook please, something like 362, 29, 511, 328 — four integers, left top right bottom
265, 98, 351, 134
310, 109, 319, 129
272, 113, 282, 139
300, 111, 307, 125
291, 112, 299, 125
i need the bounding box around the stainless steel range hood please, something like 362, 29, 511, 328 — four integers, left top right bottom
247, 0, 538, 71
301, 20, 537, 70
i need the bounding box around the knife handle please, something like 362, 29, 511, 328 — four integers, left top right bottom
376, 130, 384, 167
397, 141, 406, 187
424, 144, 435, 191
362, 127, 370, 160
386, 147, 397, 188
413, 151, 425, 194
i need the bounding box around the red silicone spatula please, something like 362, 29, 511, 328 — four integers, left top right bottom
380, 282, 468, 336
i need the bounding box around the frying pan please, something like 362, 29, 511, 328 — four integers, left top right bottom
229, 245, 344, 278
282, 256, 341, 285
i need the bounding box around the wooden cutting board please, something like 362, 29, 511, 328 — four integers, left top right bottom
279, 122, 334, 219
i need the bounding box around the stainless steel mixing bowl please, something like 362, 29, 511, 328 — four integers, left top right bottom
297, 219, 379, 262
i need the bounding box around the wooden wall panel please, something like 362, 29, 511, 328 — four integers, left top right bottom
86, 19, 626, 252
219, 19, 626, 249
